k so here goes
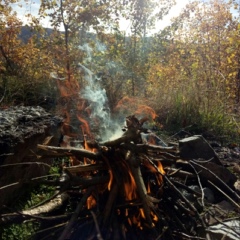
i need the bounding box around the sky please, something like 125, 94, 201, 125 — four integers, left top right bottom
10, 0, 191, 32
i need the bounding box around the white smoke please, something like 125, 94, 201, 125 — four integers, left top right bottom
96, 41, 107, 53
79, 43, 93, 63
79, 43, 123, 141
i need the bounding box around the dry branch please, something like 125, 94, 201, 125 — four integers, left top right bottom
37, 144, 101, 160
23, 193, 69, 215
127, 152, 153, 228
64, 163, 107, 174
1, 193, 69, 224
58, 186, 95, 240
190, 160, 240, 202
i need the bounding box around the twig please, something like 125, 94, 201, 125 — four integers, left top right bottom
137, 143, 176, 153
1, 210, 72, 224
172, 231, 206, 239
41, 175, 110, 188
103, 182, 119, 225
172, 180, 202, 197
30, 222, 67, 240
189, 162, 205, 207
0, 174, 60, 190
38, 144, 101, 160
90, 211, 103, 240
58, 186, 95, 240
146, 157, 212, 240
155, 226, 169, 240
127, 151, 154, 228
206, 209, 240, 237
0, 162, 51, 169
208, 180, 240, 209
0, 153, 14, 157
164, 167, 195, 179
21, 193, 69, 216
64, 163, 107, 174
27, 189, 65, 210
190, 160, 240, 202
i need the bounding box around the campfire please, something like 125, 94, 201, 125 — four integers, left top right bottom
1, 106, 239, 240
0, 57, 239, 239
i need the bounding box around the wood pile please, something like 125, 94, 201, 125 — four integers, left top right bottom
1, 114, 240, 240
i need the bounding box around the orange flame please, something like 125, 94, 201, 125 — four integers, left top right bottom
139, 208, 145, 219
151, 211, 158, 222
115, 97, 157, 120
77, 114, 91, 139
144, 160, 165, 186
61, 111, 78, 139
147, 180, 151, 194
124, 169, 138, 201
76, 98, 92, 138
87, 195, 96, 209
107, 169, 114, 191
147, 134, 158, 145
157, 161, 165, 175
82, 140, 98, 165
131, 211, 143, 229
56, 79, 79, 98
56, 73, 93, 147
156, 161, 165, 185
69, 156, 80, 166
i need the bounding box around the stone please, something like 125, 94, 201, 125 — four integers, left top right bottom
179, 135, 222, 165
0, 106, 62, 209
234, 179, 240, 193
188, 185, 215, 203
195, 162, 237, 188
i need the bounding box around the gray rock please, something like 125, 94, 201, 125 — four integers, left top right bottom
0, 106, 62, 209
179, 135, 222, 165
188, 185, 215, 203
203, 187, 215, 203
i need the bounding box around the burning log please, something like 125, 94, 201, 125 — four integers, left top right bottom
1, 114, 239, 240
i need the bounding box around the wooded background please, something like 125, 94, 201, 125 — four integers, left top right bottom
0, 0, 240, 140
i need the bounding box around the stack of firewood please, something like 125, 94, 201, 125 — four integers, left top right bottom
1, 115, 240, 240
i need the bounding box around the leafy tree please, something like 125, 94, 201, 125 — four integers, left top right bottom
146, 0, 240, 137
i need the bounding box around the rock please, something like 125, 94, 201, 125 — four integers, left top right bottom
234, 179, 240, 193
195, 162, 237, 188
216, 200, 235, 212
179, 135, 222, 165
188, 185, 215, 203
233, 163, 240, 174
0, 106, 62, 209
204, 201, 236, 226
203, 187, 215, 203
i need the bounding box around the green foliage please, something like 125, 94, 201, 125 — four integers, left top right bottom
145, 0, 240, 142
0, 163, 61, 240
1, 221, 40, 240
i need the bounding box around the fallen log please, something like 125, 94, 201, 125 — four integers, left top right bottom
1, 193, 69, 224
